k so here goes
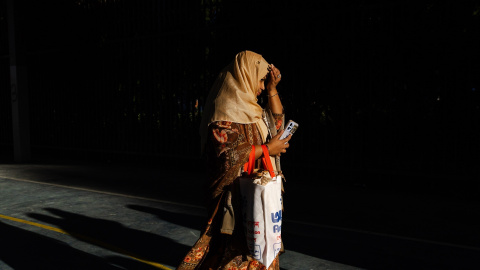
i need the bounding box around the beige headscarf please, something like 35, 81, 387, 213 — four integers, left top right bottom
200, 51, 270, 151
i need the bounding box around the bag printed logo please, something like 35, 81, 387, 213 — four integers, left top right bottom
271, 210, 282, 223
273, 243, 282, 258
254, 245, 262, 260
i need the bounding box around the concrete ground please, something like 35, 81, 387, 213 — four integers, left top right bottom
0, 160, 479, 269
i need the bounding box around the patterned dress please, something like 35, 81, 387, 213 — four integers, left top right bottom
177, 114, 283, 270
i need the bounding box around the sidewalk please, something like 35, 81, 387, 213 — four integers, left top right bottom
1, 159, 480, 269
0, 161, 361, 270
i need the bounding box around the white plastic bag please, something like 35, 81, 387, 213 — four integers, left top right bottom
239, 145, 282, 268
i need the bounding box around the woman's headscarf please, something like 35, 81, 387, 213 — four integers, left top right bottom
200, 51, 270, 151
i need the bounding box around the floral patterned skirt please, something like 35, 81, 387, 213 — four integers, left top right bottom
177, 196, 280, 270
178, 232, 280, 270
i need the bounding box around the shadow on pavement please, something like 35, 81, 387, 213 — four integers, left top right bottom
127, 204, 207, 231
27, 208, 190, 269
282, 223, 480, 270
127, 204, 479, 270
0, 221, 122, 270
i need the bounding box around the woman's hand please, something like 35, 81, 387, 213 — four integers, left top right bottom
266, 130, 291, 156
266, 64, 282, 93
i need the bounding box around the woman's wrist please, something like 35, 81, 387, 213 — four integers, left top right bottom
267, 87, 279, 98
264, 143, 270, 153
267, 86, 277, 93
267, 92, 279, 98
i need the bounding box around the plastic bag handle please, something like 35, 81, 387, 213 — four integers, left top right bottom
243, 145, 275, 178
261, 145, 275, 178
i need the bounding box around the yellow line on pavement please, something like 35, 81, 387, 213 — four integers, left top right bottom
0, 214, 172, 270
0, 213, 67, 234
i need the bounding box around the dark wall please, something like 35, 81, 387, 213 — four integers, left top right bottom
1, 1, 479, 193
1, 0, 12, 159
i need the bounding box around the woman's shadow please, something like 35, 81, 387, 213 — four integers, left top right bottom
27, 208, 191, 269
127, 204, 207, 232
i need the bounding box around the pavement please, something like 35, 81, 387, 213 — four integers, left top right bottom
0, 158, 479, 269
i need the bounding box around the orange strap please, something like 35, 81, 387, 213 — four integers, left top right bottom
243, 145, 275, 178
261, 145, 275, 178
243, 145, 256, 175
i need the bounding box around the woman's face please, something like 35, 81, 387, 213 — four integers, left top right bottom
256, 74, 267, 96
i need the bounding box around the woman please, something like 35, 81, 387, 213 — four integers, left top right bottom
177, 51, 291, 270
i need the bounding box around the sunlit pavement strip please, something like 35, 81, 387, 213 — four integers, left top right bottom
0, 211, 331, 270
0, 171, 362, 270
0, 214, 171, 270
0, 177, 200, 270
